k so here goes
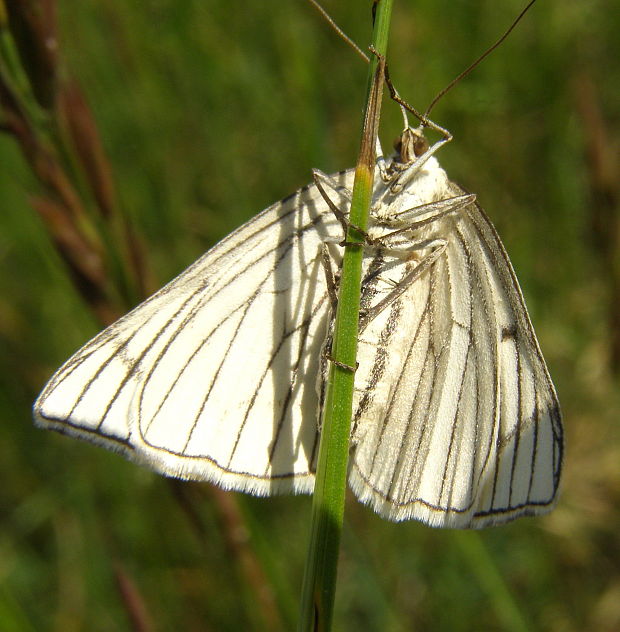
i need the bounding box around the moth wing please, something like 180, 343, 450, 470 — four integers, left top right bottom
349, 189, 562, 527
34, 171, 354, 494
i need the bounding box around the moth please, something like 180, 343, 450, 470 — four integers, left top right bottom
34, 126, 562, 528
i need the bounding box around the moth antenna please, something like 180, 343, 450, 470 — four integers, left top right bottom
425, 0, 538, 117
384, 61, 452, 143
306, 0, 369, 63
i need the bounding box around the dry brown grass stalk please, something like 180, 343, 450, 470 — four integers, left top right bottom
1, 2, 285, 628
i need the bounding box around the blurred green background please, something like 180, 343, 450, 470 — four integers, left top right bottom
1, 0, 619, 630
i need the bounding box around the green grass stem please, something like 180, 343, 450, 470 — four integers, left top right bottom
297, 2, 394, 631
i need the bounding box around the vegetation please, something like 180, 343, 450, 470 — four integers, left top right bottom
0, 1, 618, 630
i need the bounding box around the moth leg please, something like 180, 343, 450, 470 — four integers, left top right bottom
319, 244, 358, 370
320, 242, 340, 312
312, 168, 353, 203
315, 239, 359, 425
319, 230, 446, 334
324, 353, 358, 373
368, 193, 474, 251
359, 239, 447, 331
313, 169, 378, 245
313, 169, 353, 238
383, 192, 474, 228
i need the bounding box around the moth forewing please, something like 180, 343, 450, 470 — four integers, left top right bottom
347, 147, 561, 527
34, 171, 354, 494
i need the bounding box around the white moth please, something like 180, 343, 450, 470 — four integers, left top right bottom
34, 127, 562, 528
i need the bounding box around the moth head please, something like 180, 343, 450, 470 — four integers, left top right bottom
393, 127, 429, 165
